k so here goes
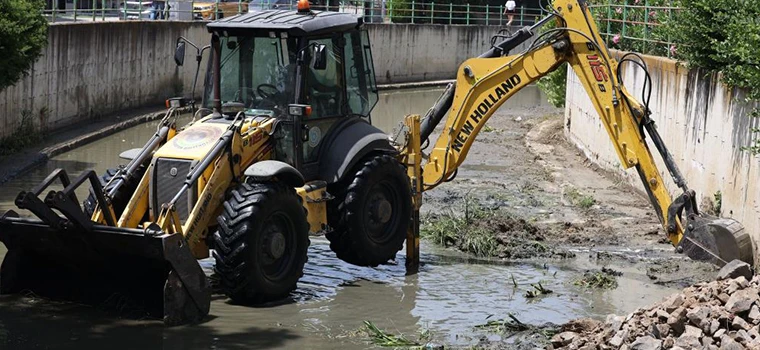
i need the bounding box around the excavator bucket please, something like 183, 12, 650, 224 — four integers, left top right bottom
679, 216, 754, 267
0, 169, 210, 326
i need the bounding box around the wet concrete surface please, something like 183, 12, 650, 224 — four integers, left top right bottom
0, 87, 704, 349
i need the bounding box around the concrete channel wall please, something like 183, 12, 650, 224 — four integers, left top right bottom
0, 22, 211, 139
0, 22, 526, 140
564, 52, 760, 244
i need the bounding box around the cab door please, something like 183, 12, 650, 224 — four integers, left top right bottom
299, 30, 379, 181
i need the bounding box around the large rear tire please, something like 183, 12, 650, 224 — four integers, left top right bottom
327, 154, 412, 267
213, 182, 309, 304
83, 166, 145, 218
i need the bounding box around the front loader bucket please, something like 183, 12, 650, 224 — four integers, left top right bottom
0, 211, 210, 326
679, 215, 754, 267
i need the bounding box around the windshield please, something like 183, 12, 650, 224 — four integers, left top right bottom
205, 34, 299, 117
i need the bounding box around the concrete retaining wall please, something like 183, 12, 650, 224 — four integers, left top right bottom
0, 22, 524, 140
564, 52, 760, 242
0, 22, 211, 139
367, 24, 527, 84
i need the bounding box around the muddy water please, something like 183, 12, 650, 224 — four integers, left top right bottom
0, 87, 679, 349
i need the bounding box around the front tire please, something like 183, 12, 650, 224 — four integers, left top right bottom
327, 154, 412, 267
213, 182, 309, 304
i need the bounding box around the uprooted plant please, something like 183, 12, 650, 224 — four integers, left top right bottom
421, 195, 573, 259
362, 321, 431, 348
574, 268, 620, 289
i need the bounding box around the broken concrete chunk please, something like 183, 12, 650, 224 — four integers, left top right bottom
725, 289, 760, 314
630, 336, 662, 350
709, 319, 721, 335
605, 314, 625, 332
714, 328, 727, 339
735, 329, 750, 343
674, 334, 701, 349
717, 260, 752, 281
687, 306, 711, 329
609, 329, 628, 348
663, 294, 684, 313
748, 305, 760, 324
720, 334, 746, 350
652, 323, 670, 339
551, 331, 578, 347
732, 316, 751, 331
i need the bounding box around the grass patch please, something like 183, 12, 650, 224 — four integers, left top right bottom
564, 187, 596, 210
574, 269, 619, 289
421, 195, 500, 257
0, 108, 46, 157
363, 321, 430, 348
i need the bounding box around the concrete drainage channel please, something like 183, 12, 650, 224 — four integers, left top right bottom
0, 86, 732, 349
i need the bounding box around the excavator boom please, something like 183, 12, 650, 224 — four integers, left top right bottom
401, 0, 753, 271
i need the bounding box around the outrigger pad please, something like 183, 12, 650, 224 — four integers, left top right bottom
679, 215, 754, 267
0, 212, 210, 325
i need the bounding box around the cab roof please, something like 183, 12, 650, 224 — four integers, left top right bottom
206, 10, 363, 36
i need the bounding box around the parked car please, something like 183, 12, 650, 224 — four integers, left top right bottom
119, 0, 152, 19
194, 0, 248, 20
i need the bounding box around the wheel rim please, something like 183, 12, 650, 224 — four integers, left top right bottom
259, 212, 297, 281
363, 180, 401, 244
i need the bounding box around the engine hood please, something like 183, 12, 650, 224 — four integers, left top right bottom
153, 123, 228, 161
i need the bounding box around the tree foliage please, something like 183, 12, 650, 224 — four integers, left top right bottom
0, 0, 48, 90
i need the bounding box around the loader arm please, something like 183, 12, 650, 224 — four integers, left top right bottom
402, 0, 753, 270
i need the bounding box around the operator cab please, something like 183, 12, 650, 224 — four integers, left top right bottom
201, 7, 380, 179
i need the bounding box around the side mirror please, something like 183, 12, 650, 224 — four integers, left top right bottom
174, 41, 186, 66
310, 44, 327, 70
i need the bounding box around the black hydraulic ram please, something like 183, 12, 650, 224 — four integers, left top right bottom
106, 113, 176, 200
419, 14, 556, 141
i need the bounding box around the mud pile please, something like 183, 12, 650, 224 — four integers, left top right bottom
550, 263, 760, 349
483, 216, 573, 259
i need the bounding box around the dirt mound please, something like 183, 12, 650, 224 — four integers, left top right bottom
481, 216, 569, 259
422, 209, 574, 260
549, 272, 760, 349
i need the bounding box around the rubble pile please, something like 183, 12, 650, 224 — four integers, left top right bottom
549, 260, 760, 350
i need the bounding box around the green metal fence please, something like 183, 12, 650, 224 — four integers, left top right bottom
41, 1, 545, 27
588, 1, 678, 58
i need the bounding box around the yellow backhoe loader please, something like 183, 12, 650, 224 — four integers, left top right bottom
0, 0, 752, 325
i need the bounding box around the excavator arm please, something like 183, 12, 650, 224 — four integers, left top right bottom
401, 0, 753, 273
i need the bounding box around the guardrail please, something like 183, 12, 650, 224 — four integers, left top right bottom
41, 1, 544, 26
588, 2, 677, 58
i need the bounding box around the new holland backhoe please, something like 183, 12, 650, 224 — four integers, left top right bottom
0, 0, 752, 325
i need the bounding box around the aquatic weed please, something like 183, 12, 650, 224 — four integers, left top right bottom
363, 321, 431, 348
574, 270, 619, 289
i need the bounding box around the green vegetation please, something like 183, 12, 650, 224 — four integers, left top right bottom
536, 10, 568, 108
0, 109, 46, 157
421, 195, 500, 257
564, 187, 596, 210
0, 0, 48, 90
363, 321, 431, 348
524, 282, 553, 298
713, 191, 722, 215
574, 270, 619, 289
661, 0, 760, 154
475, 313, 558, 338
